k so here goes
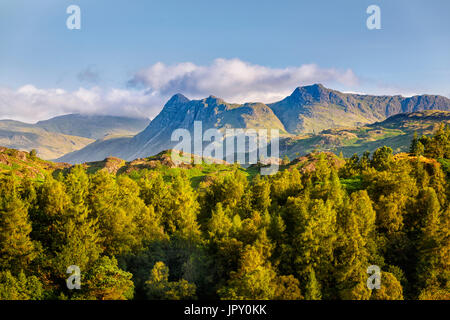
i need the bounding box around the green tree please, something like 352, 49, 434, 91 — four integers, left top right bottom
334, 191, 375, 300
0, 271, 44, 300
34, 175, 102, 283
415, 188, 449, 297
371, 272, 403, 300
29, 149, 37, 159
372, 146, 393, 171
0, 176, 37, 272
273, 275, 303, 300
145, 261, 196, 300
251, 175, 271, 214
217, 245, 277, 300
304, 267, 321, 300
290, 198, 337, 295
74, 256, 134, 300
164, 173, 201, 240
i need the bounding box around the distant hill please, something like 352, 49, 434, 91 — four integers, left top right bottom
0, 120, 94, 160
0, 114, 150, 160
36, 114, 150, 139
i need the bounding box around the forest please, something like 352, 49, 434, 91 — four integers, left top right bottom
0, 125, 449, 300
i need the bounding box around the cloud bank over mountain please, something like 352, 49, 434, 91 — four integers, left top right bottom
0, 58, 360, 122
127, 58, 359, 103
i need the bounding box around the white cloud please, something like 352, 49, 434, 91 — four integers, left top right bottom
0, 58, 360, 123
0, 85, 155, 123
128, 58, 360, 103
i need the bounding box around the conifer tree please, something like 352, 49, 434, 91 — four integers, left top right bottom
74, 256, 134, 300
164, 173, 201, 240
304, 267, 321, 300
415, 188, 449, 297
251, 175, 271, 214
371, 272, 403, 300
0, 176, 36, 272
146, 261, 196, 300
371, 146, 393, 171
217, 245, 277, 300
0, 270, 44, 300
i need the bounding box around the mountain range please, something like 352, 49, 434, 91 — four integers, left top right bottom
57, 84, 450, 163
269, 84, 450, 133
1, 84, 450, 163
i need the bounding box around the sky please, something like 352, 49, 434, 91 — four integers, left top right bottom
0, 0, 449, 122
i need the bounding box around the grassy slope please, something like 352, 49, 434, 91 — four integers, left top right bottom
2, 147, 445, 194
0, 146, 70, 181
281, 110, 450, 159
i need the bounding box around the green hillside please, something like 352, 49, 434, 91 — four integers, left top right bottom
281, 110, 450, 159
0, 146, 70, 181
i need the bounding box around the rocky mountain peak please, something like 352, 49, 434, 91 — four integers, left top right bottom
166, 93, 190, 105
290, 83, 333, 102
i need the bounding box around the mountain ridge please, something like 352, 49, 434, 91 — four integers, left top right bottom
57, 83, 450, 164
269, 84, 450, 133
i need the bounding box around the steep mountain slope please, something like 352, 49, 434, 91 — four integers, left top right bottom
130, 94, 286, 159
269, 84, 450, 134
0, 120, 94, 160
36, 114, 150, 139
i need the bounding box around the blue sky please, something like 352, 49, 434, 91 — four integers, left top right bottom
1, 0, 449, 122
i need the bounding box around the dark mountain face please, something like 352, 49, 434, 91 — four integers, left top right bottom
268, 84, 450, 134
126, 94, 285, 160
57, 85, 450, 163
400, 95, 450, 113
